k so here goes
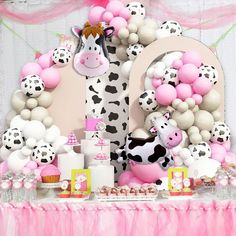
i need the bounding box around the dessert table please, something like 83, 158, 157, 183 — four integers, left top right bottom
0, 199, 236, 236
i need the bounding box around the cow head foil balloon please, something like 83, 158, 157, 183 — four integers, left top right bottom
72, 22, 114, 77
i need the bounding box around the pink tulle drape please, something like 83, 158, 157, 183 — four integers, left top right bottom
0, 0, 108, 24
148, 1, 236, 29
0, 200, 236, 236
1, 0, 236, 28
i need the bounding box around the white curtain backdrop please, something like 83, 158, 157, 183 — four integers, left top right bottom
0, 0, 236, 150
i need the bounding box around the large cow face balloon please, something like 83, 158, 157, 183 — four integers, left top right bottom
72, 22, 114, 77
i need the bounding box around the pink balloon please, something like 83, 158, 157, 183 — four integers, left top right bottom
25, 160, 38, 170
155, 84, 177, 106
152, 78, 162, 88
172, 59, 183, 69
22, 167, 31, 175
210, 143, 227, 163
178, 64, 199, 84
106, 0, 124, 16
102, 11, 114, 23
21, 62, 42, 79
47, 50, 54, 57
110, 17, 128, 35
38, 54, 54, 69
131, 163, 167, 183
118, 171, 134, 186
119, 7, 131, 20
0, 161, 8, 176
40, 67, 61, 89
88, 6, 105, 25
182, 51, 202, 67
192, 77, 212, 96
192, 94, 203, 105
176, 83, 193, 100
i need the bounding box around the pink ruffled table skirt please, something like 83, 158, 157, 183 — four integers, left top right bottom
0, 200, 236, 236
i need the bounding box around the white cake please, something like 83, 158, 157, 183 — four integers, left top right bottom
89, 165, 114, 192
58, 151, 84, 180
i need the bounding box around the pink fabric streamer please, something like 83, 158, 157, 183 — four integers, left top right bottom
148, 0, 236, 29
0, 0, 108, 24
0, 200, 236, 236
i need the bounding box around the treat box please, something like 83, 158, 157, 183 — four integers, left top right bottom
94, 194, 158, 202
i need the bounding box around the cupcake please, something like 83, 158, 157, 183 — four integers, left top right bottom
41, 164, 61, 183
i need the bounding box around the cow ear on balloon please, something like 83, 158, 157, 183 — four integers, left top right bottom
163, 112, 171, 120
71, 26, 81, 38
104, 26, 115, 38
149, 126, 157, 134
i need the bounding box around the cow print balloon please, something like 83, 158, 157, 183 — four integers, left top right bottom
160, 20, 182, 36
52, 47, 72, 66
210, 121, 230, 144
126, 2, 145, 18
189, 141, 211, 160
126, 43, 144, 61
21, 75, 45, 98
199, 65, 218, 85
139, 90, 159, 112
32, 142, 56, 165
162, 68, 179, 87
2, 128, 24, 151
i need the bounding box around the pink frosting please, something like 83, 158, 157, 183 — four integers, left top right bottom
41, 164, 61, 177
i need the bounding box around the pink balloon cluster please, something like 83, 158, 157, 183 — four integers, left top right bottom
154, 51, 212, 106
88, 1, 131, 35
20, 50, 60, 89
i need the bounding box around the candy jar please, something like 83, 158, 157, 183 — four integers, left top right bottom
215, 168, 229, 199
12, 174, 24, 202
0, 176, 12, 202
229, 175, 236, 198
23, 174, 37, 201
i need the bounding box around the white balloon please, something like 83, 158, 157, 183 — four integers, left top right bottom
26, 138, 37, 149
0, 146, 12, 161
53, 136, 71, 154
121, 60, 133, 79
21, 146, 32, 156
161, 51, 183, 67
7, 150, 30, 172
10, 115, 29, 131
156, 29, 171, 39
23, 120, 46, 141
45, 125, 61, 143
144, 76, 155, 90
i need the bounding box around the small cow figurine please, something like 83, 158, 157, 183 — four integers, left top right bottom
72, 22, 114, 77
116, 112, 182, 169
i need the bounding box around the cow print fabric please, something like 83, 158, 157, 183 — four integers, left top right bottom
85, 42, 129, 180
